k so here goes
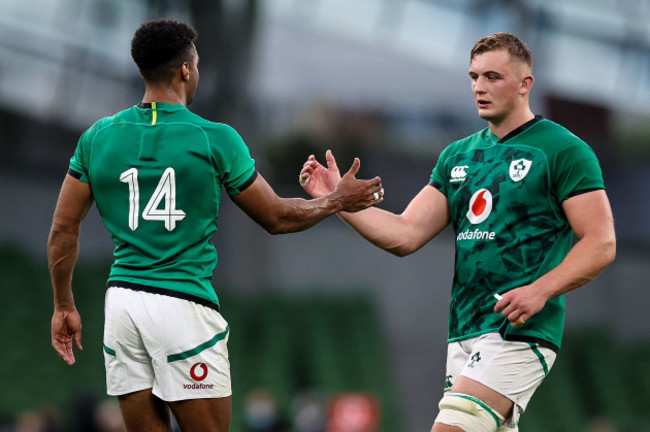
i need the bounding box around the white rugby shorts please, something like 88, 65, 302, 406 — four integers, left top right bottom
444, 332, 556, 426
103, 287, 231, 401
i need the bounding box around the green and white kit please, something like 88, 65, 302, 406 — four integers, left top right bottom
69, 102, 256, 399
430, 116, 604, 351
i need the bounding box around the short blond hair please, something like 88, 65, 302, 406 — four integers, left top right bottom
470, 32, 532, 69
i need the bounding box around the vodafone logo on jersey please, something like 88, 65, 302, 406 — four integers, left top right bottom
183, 363, 214, 390
190, 363, 208, 381
457, 189, 496, 241
466, 189, 492, 224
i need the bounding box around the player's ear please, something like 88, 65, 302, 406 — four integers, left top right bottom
520, 74, 534, 95
181, 62, 190, 81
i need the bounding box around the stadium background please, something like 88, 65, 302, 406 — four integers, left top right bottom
1, 0, 649, 431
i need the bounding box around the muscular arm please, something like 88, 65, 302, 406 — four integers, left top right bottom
338, 185, 451, 256
48, 174, 94, 365
496, 189, 616, 324
231, 160, 382, 235
300, 150, 450, 256
544, 189, 616, 294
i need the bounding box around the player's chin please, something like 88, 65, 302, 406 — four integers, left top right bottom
476, 108, 492, 119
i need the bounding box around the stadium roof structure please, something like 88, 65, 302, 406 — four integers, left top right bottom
0, 0, 649, 130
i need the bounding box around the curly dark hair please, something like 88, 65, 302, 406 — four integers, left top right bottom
470, 32, 532, 70
131, 19, 198, 84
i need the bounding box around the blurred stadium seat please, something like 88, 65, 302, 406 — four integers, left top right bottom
4, 245, 649, 430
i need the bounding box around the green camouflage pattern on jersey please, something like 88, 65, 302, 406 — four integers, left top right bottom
430, 118, 604, 350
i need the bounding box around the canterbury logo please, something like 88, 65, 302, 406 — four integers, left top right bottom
450, 165, 468, 183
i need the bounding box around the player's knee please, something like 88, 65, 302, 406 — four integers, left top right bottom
434, 393, 505, 432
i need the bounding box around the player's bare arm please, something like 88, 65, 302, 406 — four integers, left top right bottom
495, 189, 616, 326
232, 157, 382, 234
301, 151, 451, 256
339, 186, 450, 256
48, 174, 94, 365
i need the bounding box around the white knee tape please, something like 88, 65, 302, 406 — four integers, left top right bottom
434, 393, 505, 432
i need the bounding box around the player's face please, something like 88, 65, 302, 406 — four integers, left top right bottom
469, 49, 529, 124
186, 45, 200, 105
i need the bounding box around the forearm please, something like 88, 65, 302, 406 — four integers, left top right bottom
339, 208, 417, 256
338, 185, 450, 256
533, 232, 616, 300
48, 227, 80, 309
264, 195, 344, 234
234, 169, 382, 234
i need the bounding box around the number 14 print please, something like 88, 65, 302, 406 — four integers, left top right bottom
119, 167, 186, 231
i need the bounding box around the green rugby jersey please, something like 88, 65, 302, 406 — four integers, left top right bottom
68, 102, 257, 310
429, 117, 604, 351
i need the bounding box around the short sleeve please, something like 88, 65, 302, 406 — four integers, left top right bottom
68, 128, 93, 183
212, 124, 257, 196
551, 140, 605, 202
428, 145, 452, 196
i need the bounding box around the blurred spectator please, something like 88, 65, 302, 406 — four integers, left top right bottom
244, 389, 288, 432
93, 400, 125, 432
290, 391, 326, 432
13, 406, 62, 432
13, 411, 47, 432
326, 393, 379, 432
588, 417, 618, 432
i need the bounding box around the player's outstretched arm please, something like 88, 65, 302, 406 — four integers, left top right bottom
300, 151, 451, 256
48, 175, 93, 365
495, 189, 616, 326
231, 157, 383, 235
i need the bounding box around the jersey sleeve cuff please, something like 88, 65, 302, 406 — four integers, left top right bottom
228, 170, 258, 196
564, 186, 605, 200
67, 168, 83, 179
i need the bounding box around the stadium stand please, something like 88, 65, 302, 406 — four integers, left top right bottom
2, 246, 649, 431
0, 246, 401, 431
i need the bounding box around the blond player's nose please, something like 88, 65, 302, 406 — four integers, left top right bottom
473, 76, 486, 93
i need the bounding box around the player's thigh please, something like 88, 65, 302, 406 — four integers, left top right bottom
431, 423, 466, 432
444, 333, 556, 425
459, 334, 555, 408
168, 396, 231, 432
118, 389, 171, 432
144, 296, 231, 402
104, 288, 157, 396
444, 337, 475, 392
450, 375, 513, 419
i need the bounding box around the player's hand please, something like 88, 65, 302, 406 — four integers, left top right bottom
330, 156, 383, 212
493, 285, 548, 327
299, 150, 342, 198
52, 307, 83, 365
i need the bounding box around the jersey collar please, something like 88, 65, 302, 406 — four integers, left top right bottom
136, 102, 186, 110
496, 115, 543, 144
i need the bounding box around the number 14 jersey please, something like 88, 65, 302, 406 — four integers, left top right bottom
68, 102, 257, 310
